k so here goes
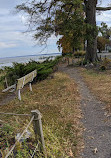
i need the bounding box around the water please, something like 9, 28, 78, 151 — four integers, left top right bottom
0, 53, 61, 68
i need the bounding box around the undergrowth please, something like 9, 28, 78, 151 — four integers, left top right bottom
0, 56, 61, 86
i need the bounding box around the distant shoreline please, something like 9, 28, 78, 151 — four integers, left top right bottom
0, 53, 62, 68
0, 53, 61, 59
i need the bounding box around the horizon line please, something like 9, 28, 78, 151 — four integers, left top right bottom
0, 52, 62, 59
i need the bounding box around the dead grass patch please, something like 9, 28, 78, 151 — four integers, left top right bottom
80, 68, 111, 113
0, 72, 83, 157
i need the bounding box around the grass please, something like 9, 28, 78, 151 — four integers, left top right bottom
0, 72, 83, 157
80, 68, 111, 113
0, 71, 9, 103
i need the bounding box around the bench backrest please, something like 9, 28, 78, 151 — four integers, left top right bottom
17, 70, 37, 90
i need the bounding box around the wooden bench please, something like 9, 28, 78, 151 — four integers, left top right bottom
17, 70, 37, 100
2, 70, 37, 100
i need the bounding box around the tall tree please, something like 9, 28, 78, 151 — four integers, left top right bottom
84, 0, 111, 62
16, 0, 111, 63
16, 0, 85, 44
16, 0, 85, 56
84, 0, 98, 62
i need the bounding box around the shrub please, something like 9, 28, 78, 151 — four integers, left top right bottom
102, 58, 111, 66
0, 56, 60, 86
98, 58, 111, 71
0, 69, 3, 73
100, 65, 106, 71
74, 51, 86, 57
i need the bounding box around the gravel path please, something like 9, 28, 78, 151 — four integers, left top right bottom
59, 64, 111, 158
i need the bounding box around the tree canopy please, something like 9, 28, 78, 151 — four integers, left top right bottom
16, 0, 85, 47
99, 22, 111, 39
97, 36, 109, 53
16, 0, 111, 62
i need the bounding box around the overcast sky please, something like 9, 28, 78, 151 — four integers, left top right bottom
0, 0, 111, 58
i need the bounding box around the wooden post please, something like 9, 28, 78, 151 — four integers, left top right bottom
81, 56, 84, 66
5, 77, 8, 88
78, 56, 79, 62
31, 110, 46, 157
72, 58, 73, 65
68, 58, 69, 65
29, 82, 32, 91
18, 89, 21, 101
100, 55, 101, 60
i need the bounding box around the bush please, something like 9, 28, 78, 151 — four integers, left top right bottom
0, 56, 61, 86
98, 58, 111, 71
74, 51, 86, 57
0, 69, 3, 73
100, 65, 106, 71
102, 58, 111, 66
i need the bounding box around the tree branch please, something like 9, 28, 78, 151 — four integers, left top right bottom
96, 7, 111, 11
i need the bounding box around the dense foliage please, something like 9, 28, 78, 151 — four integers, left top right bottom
16, 0, 111, 63
97, 23, 111, 53
0, 56, 61, 86
16, 0, 85, 54
99, 22, 111, 39
97, 36, 109, 53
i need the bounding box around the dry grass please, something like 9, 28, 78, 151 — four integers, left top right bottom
80, 68, 111, 113
0, 72, 83, 157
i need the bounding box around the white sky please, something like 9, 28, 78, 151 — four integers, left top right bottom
96, 0, 111, 26
0, 0, 111, 58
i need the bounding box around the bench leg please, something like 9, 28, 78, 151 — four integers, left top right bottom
18, 89, 21, 100
29, 83, 32, 91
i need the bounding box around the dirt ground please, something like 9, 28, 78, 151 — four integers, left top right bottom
59, 64, 111, 158
0, 92, 16, 106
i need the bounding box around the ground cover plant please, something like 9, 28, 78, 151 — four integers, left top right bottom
0, 56, 61, 86
0, 72, 83, 157
81, 67, 111, 113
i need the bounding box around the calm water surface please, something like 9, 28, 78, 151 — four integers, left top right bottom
0, 53, 61, 68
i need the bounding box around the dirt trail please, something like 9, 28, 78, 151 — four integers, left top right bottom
0, 92, 16, 105
59, 64, 111, 158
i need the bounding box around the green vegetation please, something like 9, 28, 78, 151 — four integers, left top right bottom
16, 0, 111, 63
16, 0, 85, 55
74, 51, 86, 58
97, 22, 111, 53
0, 56, 61, 86
97, 36, 109, 53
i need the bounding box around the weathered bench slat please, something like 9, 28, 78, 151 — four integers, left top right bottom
2, 84, 16, 92
2, 70, 37, 101
17, 70, 37, 90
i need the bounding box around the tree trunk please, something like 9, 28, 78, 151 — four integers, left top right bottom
84, 0, 98, 63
